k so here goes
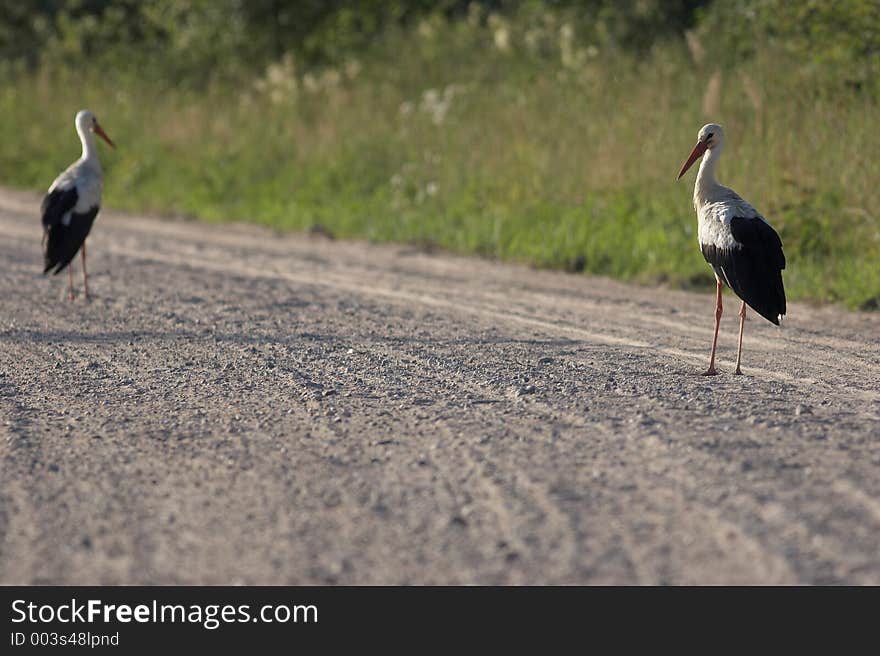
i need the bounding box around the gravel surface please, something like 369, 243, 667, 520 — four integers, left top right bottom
0, 187, 878, 585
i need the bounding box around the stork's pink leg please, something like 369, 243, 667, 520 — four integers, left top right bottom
703, 279, 723, 376
81, 241, 89, 300
734, 300, 747, 375
68, 266, 75, 301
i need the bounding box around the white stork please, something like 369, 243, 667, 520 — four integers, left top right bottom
677, 123, 786, 376
41, 109, 114, 301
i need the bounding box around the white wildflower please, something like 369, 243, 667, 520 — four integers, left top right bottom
487, 13, 511, 52
420, 88, 446, 125
255, 53, 298, 105
494, 27, 510, 52
560, 23, 585, 69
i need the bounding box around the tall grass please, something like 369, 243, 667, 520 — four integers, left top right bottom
1, 12, 878, 308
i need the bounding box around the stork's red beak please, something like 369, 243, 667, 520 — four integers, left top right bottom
677, 140, 708, 180
93, 123, 115, 149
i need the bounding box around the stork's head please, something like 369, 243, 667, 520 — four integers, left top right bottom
75, 109, 115, 149
677, 123, 723, 180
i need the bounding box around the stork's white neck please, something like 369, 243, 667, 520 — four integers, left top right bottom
694, 143, 723, 207
77, 122, 101, 169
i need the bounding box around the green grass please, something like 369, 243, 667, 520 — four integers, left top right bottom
1, 16, 878, 309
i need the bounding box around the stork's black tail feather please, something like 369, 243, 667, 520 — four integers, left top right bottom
42, 209, 98, 275
724, 216, 787, 325
738, 267, 786, 325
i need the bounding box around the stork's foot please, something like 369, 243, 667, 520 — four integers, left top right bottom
701, 367, 719, 376
734, 367, 743, 376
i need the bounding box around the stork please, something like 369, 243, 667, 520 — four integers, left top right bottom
677, 123, 786, 376
41, 109, 114, 301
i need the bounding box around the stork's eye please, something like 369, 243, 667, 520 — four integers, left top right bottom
706, 132, 714, 140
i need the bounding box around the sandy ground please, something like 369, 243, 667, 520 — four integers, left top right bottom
0, 187, 878, 585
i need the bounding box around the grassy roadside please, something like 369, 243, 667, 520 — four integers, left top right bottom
1, 16, 877, 309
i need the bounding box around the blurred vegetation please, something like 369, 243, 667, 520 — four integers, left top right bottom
0, 0, 878, 308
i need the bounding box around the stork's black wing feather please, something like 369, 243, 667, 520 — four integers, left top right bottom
41, 186, 78, 228
41, 186, 98, 275
703, 217, 786, 325
729, 216, 786, 271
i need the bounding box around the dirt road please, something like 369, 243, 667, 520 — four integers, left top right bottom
0, 188, 878, 584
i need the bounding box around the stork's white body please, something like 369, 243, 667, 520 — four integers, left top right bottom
694, 136, 770, 247
678, 123, 786, 375
695, 189, 763, 255
41, 110, 113, 300
48, 157, 103, 225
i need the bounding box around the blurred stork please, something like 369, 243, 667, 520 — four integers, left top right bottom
677, 123, 786, 376
41, 109, 114, 300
